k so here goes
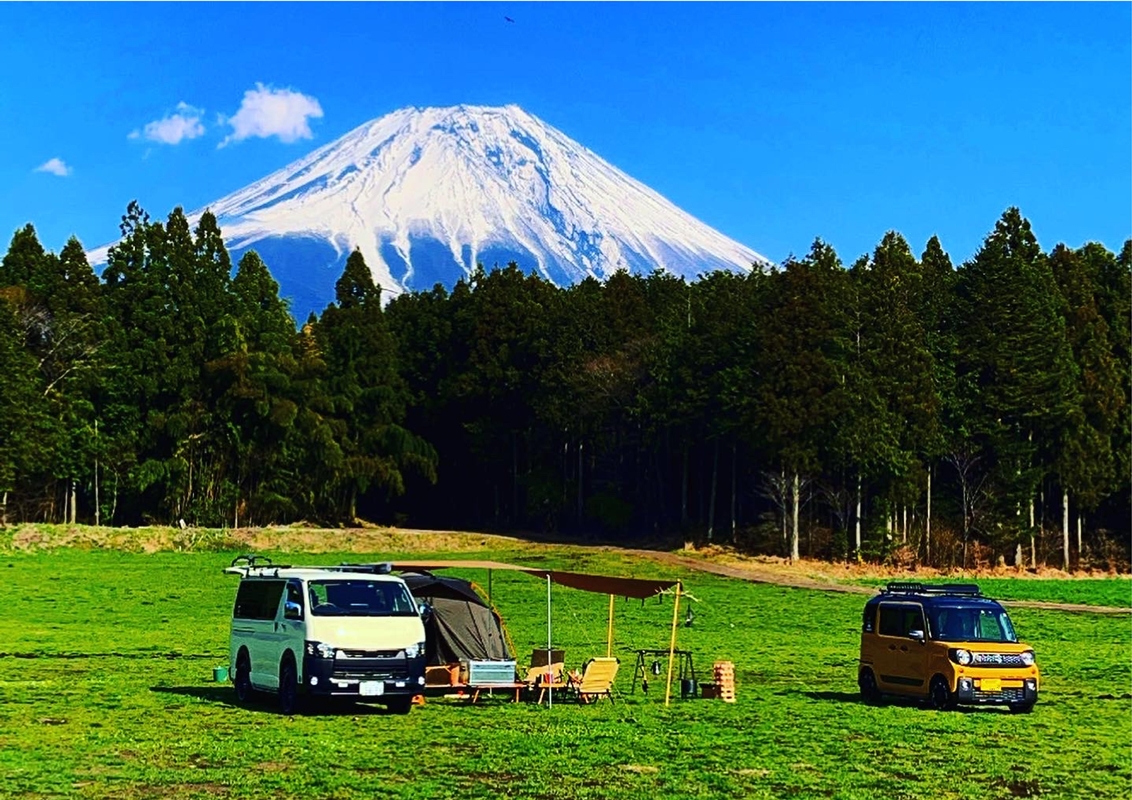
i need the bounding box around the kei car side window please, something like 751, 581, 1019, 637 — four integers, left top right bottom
878, 603, 924, 637
233, 580, 285, 620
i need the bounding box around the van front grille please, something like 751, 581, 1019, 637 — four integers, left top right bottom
337, 649, 399, 659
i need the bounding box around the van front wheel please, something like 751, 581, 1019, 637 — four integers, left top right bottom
278, 659, 300, 716
386, 696, 413, 715
234, 653, 253, 705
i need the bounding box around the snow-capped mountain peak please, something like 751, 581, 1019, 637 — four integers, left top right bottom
99, 105, 771, 316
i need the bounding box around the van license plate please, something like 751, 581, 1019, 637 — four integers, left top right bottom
359, 681, 384, 696
981, 678, 1001, 692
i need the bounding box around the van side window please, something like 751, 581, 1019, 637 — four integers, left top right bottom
234, 580, 285, 620
284, 581, 304, 619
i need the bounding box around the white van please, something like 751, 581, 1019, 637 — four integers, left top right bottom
225, 556, 428, 714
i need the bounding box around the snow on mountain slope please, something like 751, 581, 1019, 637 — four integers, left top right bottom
95, 105, 771, 317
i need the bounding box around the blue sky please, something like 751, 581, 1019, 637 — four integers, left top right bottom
2, 2, 1129, 268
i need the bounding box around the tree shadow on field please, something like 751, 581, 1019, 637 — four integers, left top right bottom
150, 685, 403, 715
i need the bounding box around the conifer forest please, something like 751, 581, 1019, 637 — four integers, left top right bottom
0, 202, 1128, 570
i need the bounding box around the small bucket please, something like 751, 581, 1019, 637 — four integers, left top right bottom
213, 666, 229, 683
680, 678, 697, 699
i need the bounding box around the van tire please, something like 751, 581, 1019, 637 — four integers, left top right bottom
234, 651, 253, 705
858, 668, 881, 705
929, 675, 955, 711
278, 657, 300, 716
386, 696, 413, 715
1009, 702, 1035, 714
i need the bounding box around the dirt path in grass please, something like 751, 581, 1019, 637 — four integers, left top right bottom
620, 549, 1132, 614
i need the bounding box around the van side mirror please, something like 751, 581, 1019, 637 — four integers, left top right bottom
909, 629, 925, 642
284, 600, 303, 620
418, 602, 433, 622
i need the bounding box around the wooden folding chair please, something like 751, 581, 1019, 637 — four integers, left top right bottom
573, 657, 620, 704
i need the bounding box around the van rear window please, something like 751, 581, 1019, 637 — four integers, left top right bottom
234, 580, 285, 620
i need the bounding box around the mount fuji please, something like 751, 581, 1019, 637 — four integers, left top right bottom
99, 105, 771, 317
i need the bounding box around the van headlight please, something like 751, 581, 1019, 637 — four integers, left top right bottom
404, 641, 426, 659
305, 641, 336, 659
1020, 650, 1035, 666
949, 648, 972, 666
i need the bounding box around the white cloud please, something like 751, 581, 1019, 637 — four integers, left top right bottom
34, 157, 72, 177
129, 102, 206, 145
220, 83, 323, 147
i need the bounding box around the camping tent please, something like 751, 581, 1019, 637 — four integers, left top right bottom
395, 560, 687, 705
401, 572, 512, 665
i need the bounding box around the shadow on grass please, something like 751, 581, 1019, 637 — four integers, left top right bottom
150, 685, 407, 715
797, 689, 1020, 714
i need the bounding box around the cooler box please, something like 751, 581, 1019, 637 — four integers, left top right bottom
467, 659, 517, 685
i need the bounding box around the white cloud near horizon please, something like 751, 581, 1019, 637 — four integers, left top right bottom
220, 83, 323, 147
129, 102, 206, 145
35, 157, 72, 177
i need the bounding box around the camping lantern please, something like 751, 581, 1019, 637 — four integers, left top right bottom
651, 659, 662, 676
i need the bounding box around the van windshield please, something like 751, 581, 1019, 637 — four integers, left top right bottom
929, 605, 1018, 643
308, 580, 418, 617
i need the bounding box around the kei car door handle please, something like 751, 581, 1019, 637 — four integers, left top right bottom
900, 645, 909, 652
888, 645, 897, 651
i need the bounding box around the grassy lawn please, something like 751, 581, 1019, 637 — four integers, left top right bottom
0, 543, 1129, 799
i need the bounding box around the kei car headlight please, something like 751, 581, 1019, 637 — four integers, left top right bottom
404, 641, 426, 659
305, 641, 336, 659
1020, 650, 1035, 666
949, 648, 972, 666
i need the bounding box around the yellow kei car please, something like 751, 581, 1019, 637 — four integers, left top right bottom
858, 582, 1039, 713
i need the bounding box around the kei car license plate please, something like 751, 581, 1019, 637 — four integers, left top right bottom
981, 678, 1001, 692
359, 681, 384, 696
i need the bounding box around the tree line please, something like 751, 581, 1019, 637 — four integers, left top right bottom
0, 202, 1127, 569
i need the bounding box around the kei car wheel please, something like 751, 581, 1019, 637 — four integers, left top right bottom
858, 668, 881, 705
234, 652, 253, 705
929, 675, 955, 711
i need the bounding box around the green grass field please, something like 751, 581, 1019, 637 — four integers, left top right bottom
0, 541, 1129, 799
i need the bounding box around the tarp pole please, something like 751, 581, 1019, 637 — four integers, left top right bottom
547, 574, 553, 708
664, 580, 682, 707
606, 594, 615, 657
488, 569, 493, 604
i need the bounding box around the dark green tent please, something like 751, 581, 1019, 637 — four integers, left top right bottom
401, 572, 512, 665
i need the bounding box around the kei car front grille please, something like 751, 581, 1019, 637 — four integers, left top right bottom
971, 652, 1027, 668
973, 688, 1026, 702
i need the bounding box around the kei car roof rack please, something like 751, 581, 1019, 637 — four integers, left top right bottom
881, 581, 982, 597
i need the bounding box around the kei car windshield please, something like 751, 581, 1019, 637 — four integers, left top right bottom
308, 580, 418, 617
930, 604, 1018, 643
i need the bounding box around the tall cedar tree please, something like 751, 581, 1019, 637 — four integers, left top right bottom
953, 208, 1079, 553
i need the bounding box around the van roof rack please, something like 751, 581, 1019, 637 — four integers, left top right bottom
882, 582, 982, 597
222, 558, 395, 577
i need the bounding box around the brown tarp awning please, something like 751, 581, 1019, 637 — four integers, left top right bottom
392, 561, 677, 600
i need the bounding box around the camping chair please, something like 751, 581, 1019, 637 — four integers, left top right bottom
523, 649, 566, 704
573, 657, 620, 704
